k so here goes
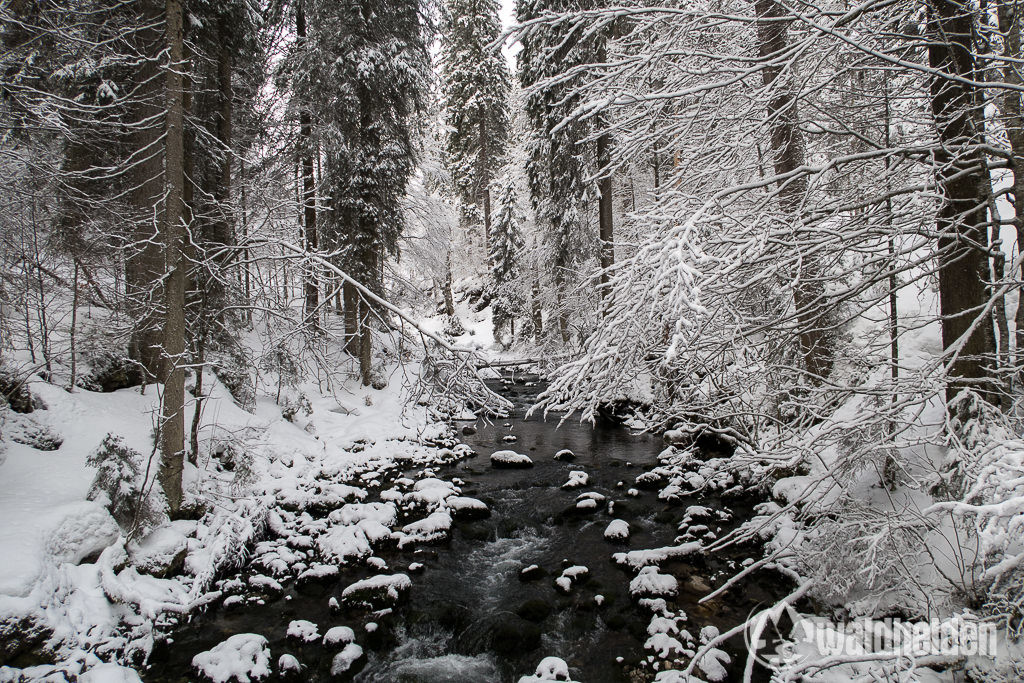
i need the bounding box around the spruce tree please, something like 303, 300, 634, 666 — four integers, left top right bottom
440, 0, 511, 255
489, 166, 525, 344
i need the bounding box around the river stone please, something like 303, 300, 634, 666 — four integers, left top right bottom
553, 449, 575, 461
634, 471, 664, 490
341, 573, 411, 609
519, 564, 545, 582
490, 450, 533, 468
461, 425, 477, 435
516, 598, 552, 623
488, 616, 542, 656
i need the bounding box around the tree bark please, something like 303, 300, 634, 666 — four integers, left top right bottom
297, 0, 319, 322
160, 0, 187, 516
344, 280, 359, 356
126, 0, 167, 381
755, 0, 833, 381
928, 0, 996, 403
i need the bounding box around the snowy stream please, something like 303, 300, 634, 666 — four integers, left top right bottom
146, 375, 789, 682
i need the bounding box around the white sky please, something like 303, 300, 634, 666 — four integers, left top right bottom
499, 0, 521, 66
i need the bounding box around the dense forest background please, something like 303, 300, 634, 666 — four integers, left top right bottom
4, 0, 1024, 679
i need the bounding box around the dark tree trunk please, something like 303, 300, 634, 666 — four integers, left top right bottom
928, 0, 996, 403
344, 280, 359, 356
755, 0, 833, 381
126, 0, 166, 381
160, 0, 187, 516
531, 279, 543, 343
297, 0, 319, 322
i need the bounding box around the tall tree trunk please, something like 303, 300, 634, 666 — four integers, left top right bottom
597, 131, 614, 299
126, 0, 166, 381
531, 279, 543, 343
297, 0, 319, 323
344, 280, 359, 356
928, 0, 996, 403
160, 0, 187, 516
755, 0, 833, 381
443, 250, 456, 318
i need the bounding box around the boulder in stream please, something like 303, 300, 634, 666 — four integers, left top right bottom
341, 573, 411, 609
490, 450, 534, 468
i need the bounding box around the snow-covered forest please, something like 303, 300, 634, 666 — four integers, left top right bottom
2, 0, 1024, 680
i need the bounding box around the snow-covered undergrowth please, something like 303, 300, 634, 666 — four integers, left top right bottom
0, 316, 481, 680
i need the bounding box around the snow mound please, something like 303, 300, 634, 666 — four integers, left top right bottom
341, 573, 411, 608
446, 496, 489, 519
604, 519, 630, 541
191, 633, 271, 683
330, 642, 364, 675
518, 655, 578, 682
323, 625, 356, 647
629, 566, 679, 598
328, 502, 397, 527
490, 450, 533, 468
286, 619, 319, 642
398, 510, 452, 547
317, 525, 372, 563
79, 663, 144, 682
561, 471, 588, 489
555, 565, 589, 593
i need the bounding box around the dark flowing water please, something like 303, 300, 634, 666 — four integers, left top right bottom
147, 376, 787, 682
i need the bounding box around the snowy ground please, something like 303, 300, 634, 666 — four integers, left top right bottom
0, 340, 461, 681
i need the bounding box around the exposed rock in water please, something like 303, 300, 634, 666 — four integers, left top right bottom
490, 450, 533, 469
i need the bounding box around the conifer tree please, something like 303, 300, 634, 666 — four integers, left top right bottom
440, 0, 511, 255
489, 167, 525, 344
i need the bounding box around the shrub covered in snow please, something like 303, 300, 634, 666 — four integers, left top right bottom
86, 433, 165, 537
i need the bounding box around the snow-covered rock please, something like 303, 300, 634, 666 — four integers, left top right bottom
191, 633, 271, 683
323, 625, 355, 647
398, 510, 452, 547
341, 573, 411, 608
554, 565, 589, 593
317, 525, 372, 563
446, 496, 489, 519
490, 450, 533, 468
330, 642, 364, 675
518, 656, 577, 682
629, 566, 679, 598
603, 519, 630, 542
561, 471, 588, 489
553, 449, 575, 461
286, 619, 319, 642
277, 654, 301, 675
